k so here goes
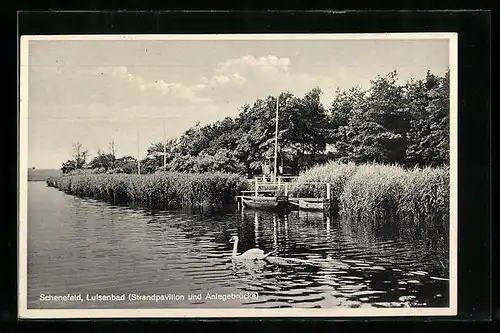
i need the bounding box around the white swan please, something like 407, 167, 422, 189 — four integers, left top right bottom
229, 236, 273, 260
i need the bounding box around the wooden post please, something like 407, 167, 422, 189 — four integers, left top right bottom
284, 183, 288, 196
137, 132, 141, 175
326, 183, 331, 200
254, 177, 258, 197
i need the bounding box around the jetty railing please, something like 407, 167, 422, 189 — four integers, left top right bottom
245, 176, 331, 200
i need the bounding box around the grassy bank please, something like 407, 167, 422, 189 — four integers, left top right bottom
46, 172, 249, 208
287, 161, 449, 230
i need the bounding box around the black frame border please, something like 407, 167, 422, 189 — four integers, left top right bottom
4, 9, 492, 332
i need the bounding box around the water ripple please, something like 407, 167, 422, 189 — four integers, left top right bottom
27, 183, 449, 309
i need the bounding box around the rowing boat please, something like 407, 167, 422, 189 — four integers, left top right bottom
289, 199, 331, 211
240, 195, 288, 210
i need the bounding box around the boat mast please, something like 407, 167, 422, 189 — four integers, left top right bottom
137, 131, 141, 175
273, 94, 279, 183
163, 119, 166, 168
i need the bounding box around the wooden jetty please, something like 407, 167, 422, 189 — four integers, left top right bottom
235, 95, 332, 212
236, 176, 332, 212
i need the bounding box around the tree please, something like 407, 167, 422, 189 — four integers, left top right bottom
232, 97, 278, 175
365, 70, 408, 164
72, 141, 89, 169
327, 70, 449, 166
88, 149, 116, 172
64, 69, 449, 176
328, 71, 408, 164
175, 122, 210, 157
327, 86, 366, 159
405, 70, 450, 166
169, 118, 244, 173
186, 149, 244, 173
140, 155, 161, 174
114, 156, 138, 174
140, 139, 178, 173
166, 89, 330, 176
61, 160, 77, 174
279, 88, 329, 170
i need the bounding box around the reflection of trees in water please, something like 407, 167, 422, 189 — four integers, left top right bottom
338, 216, 449, 278
240, 209, 335, 258
142, 207, 241, 253
337, 212, 447, 245
140, 207, 448, 307
245, 210, 447, 274
338, 215, 448, 258
234, 211, 448, 308
143, 207, 447, 275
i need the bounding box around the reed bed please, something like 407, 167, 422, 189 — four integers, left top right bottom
46, 162, 449, 233
283, 162, 359, 211
286, 161, 449, 231
46, 172, 249, 208
339, 164, 449, 230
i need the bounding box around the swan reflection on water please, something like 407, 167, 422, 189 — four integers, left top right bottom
230, 257, 269, 275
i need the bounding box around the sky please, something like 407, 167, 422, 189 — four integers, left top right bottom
25, 36, 450, 169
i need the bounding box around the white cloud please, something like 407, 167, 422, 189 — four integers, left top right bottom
30, 54, 337, 111
202, 73, 246, 88
188, 54, 337, 105
215, 55, 291, 74
101, 66, 211, 104
87, 55, 334, 108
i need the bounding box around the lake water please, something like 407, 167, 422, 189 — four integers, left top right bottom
27, 182, 449, 309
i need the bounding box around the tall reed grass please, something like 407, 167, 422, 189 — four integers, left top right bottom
46, 172, 249, 209
339, 164, 449, 230
284, 162, 359, 211
46, 162, 449, 234
287, 161, 449, 232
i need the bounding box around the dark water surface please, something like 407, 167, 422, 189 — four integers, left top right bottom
27, 182, 449, 309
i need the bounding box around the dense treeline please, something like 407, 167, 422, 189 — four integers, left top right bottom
61, 69, 449, 176
329, 70, 449, 166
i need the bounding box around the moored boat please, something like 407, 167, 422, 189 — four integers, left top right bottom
289, 198, 331, 212
240, 195, 288, 210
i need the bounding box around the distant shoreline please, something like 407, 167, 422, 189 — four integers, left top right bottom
27, 168, 62, 182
